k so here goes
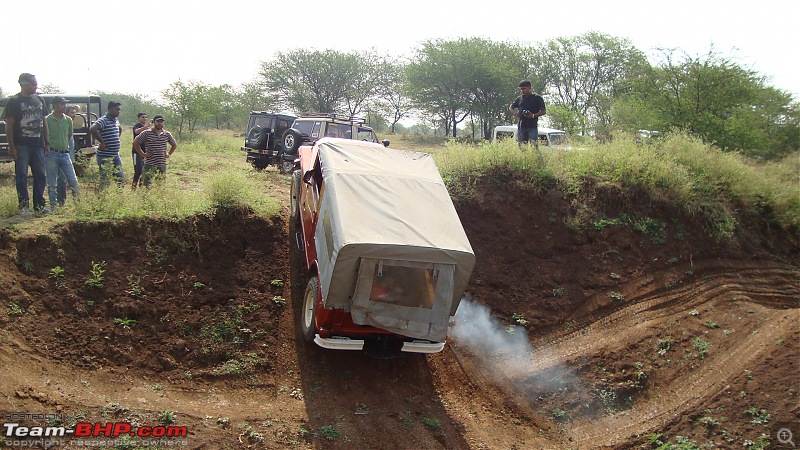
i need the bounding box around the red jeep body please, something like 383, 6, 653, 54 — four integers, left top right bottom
291, 138, 474, 356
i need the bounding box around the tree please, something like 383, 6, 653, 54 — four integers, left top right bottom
91, 91, 162, 128
406, 38, 528, 138
162, 80, 211, 137
373, 59, 414, 134
532, 32, 647, 135
259, 49, 382, 116
38, 83, 64, 94
627, 48, 799, 157
238, 80, 275, 113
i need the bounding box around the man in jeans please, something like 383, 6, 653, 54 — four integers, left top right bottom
509, 80, 546, 147
2, 73, 49, 214
90, 100, 123, 185
133, 114, 177, 187
45, 96, 79, 209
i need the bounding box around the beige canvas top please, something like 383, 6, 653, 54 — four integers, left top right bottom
312, 138, 475, 341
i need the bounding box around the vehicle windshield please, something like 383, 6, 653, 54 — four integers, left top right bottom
326, 123, 352, 138
357, 127, 377, 142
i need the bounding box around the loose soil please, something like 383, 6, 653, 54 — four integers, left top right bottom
1, 170, 798, 449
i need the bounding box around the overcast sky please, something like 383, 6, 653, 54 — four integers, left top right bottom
3, 0, 799, 102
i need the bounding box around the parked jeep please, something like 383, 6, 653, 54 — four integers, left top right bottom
281, 113, 390, 159
241, 111, 297, 173
290, 137, 475, 358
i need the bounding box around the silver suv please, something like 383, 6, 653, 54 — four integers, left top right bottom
281, 114, 389, 156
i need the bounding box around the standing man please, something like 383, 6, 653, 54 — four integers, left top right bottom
509, 80, 546, 146
90, 100, 123, 185
58, 105, 79, 205
133, 114, 177, 187
131, 112, 148, 189
45, 96, 79, 209
2, 73, 49, 214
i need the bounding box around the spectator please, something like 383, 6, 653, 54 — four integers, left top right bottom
44, 96, 79, 209
2, 73, 49, 214
58, 105, 79, 204
131, 112, 149, 189
90, 101, 124, 185
133, 114, 177, 187
509, 80, 546, 146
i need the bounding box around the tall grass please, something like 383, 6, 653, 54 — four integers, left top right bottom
433, 132, 799, 234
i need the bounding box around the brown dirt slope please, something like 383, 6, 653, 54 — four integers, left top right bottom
0, 173, 797, 449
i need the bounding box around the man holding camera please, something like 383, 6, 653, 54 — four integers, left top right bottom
509, 80, 546, 146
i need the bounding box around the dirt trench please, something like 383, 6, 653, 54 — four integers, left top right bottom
0, 175, 798, 449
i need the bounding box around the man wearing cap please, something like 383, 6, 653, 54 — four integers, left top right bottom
133, 114, 177, 187
45, 96, 79, 209
1, 73, 50, 214
90, 100, 124, 185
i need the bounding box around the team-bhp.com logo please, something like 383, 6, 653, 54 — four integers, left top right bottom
5, 422, 187, 438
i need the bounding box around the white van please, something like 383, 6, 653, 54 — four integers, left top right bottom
492, 125, 568, 147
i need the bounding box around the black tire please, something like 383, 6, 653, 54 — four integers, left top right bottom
247, 125, 267, 149
301, 276, 319, 342
290, 169, 301, 225
282, 128, 303, 155
279, 159, 295, 175
250, 158, 269, 170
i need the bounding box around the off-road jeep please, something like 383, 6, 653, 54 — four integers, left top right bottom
241, 111, 297, 173
290, 137, 475, 358
281, 113, 390, 158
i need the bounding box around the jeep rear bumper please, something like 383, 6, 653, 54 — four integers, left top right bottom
313, 335, 445, 353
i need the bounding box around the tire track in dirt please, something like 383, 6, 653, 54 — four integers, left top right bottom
528, 264, 798, 367
443, 264, 797, 448
569, 310, 798, 446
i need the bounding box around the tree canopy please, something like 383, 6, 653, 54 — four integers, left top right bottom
74, 34, 796, 158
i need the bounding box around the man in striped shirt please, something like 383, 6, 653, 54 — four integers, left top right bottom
132, 114, 177, 186
90, 101, 124, 185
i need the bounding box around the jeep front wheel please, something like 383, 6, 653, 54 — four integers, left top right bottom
282, 129, 303, 155
301, 276, 319, 342
290, 169, 301, 226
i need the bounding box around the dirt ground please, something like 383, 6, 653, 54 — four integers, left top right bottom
0, 170, 798, 449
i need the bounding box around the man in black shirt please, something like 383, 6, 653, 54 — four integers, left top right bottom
2, 73, 49, 214
509, 80, 546, 146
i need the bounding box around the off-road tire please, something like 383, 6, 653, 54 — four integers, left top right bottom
282, 129, 303, 155
301, 276, 319, 342
290, 169, 301, 227
290, 169, 303, 252
250, 159, 269, 170
279, 159, 295, 175
247, 125, 267, 149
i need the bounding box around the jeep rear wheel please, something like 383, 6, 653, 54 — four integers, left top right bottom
250, 159, 269, 170
301, 276, 319, 342
282, 129, 303, 155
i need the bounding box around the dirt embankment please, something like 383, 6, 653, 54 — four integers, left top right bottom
0, 174, 798, 449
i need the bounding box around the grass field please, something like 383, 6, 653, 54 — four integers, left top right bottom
1, 130, 797, 238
